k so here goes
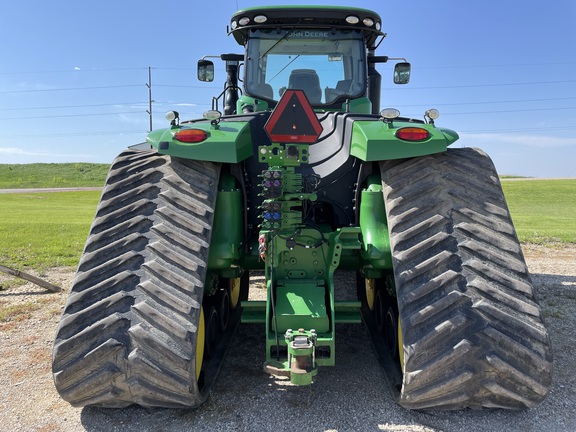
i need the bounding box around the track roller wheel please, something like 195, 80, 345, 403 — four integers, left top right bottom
356, 273, 376, 310
365, 278, 376, 311
397, 316, 404, 374
205, 306, 219, 358
217, 288, 230, 332
228, 278, 242, 309
373, 288, 386, 333
196, 307, 206, 381
384, 306, 399, 361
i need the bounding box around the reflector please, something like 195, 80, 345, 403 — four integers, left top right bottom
174, 129, 209, 143
395, 127, 429, 141
264, 90, 322, 143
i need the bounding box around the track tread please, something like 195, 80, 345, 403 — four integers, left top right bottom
380, 147, 552, 410
52, 149, 220, 408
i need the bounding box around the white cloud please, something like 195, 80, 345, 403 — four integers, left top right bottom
460, 132, 576, 149
0, 146, 94, 160
0, 147, 44, 156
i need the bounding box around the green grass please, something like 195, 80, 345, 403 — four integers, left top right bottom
501, 179, 576, 244
0, 163, 109, 188
0, 191, 101, 269
0, 167, 574, 270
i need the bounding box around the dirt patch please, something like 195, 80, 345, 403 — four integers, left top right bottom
1, 246, 575, 431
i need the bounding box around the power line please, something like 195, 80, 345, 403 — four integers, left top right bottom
388, 79, 576, 90
395, 96, 576, 108
0, 67, 149, 75
416, 61, 576, 70
0, 130, 145, 139
460, 126, 576, 134
0, 84, 142, 94
0, 111, 143, 120
0, 102, 146, 111
1, 96, 573, 113
441, 106, 576, 116
1, 61, 573, 76
155, 84, 221, 89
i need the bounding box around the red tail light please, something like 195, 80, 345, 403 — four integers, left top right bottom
174, 129, 209, 143
395, 127, 429, 142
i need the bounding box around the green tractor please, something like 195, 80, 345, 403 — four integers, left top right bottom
52, 6, 552, 410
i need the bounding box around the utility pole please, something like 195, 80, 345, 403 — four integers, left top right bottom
146, 66, 153, 132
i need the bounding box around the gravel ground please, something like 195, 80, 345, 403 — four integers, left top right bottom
1, 244, 574, 432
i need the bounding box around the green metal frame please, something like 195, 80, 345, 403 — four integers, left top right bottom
208, 173, 243, 274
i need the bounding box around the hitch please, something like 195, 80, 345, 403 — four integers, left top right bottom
264, 328, 319, 385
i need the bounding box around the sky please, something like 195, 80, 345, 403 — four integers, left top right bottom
1, 0, 575, 178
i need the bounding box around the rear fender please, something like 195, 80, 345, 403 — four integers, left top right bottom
146, 121, 253, 163
351, 120, 459, 161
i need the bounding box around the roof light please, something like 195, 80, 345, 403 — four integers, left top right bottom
238, 16, 250, 26
346, 15, 359, 24
425, 109, 440, 120
254, 15, 267, 23
375, 22, 381, 31
380, 108, 400, 120
396, 127, 430, 142
165, 110, 179, 125
231, 20, 238, 30
363, 18, 374, 27
174, 129, 209, 143
203, 110, 222, 121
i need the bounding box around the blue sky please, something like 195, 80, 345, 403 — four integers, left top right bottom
1, 0, 575, 177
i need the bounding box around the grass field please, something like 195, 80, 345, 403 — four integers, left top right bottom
0, 191, 101, 269
501, 179, 576, 244
0, 163, 109, 188
0, 164, 574, 270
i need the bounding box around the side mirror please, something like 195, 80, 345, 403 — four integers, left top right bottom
198, 60, 215, 82
393, 62, 411, 85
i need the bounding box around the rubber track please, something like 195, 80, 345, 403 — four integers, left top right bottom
380, 147, 552, 410
52, 150, 220, 408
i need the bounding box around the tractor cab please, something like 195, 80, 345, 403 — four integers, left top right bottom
198, 6, 410, 115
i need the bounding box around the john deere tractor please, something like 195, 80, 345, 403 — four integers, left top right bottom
52, 6, 552, 410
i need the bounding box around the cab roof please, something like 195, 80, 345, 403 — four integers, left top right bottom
229, 5, 384, 48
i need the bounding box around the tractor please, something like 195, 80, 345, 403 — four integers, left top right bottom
52, 5, 552, 410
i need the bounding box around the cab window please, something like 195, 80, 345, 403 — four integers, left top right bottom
245, 29, 366, 105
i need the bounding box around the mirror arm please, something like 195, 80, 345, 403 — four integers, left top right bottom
368, 56, 389, 64
369, 56, 409, 64
221, 53, 244, 62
